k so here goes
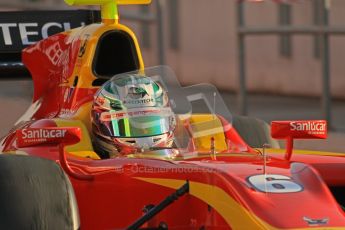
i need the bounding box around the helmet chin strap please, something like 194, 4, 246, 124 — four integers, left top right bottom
136, 137, 154, 149
113, 136, 153, 155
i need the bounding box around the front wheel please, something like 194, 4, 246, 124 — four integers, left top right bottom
0, 154, 79, 230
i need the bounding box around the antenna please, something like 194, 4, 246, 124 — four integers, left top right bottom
262, 143, 270, 175
65, 0, 152, 24
210, 91, 217, 159
210, 136, 216, 160
213, 92, 216, 119
262, 143, 270, 193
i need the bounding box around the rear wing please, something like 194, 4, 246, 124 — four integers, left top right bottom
0, 10, 101, 79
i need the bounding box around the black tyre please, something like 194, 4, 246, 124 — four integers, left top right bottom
232, 115, 280, 149
0, 154, 79, 230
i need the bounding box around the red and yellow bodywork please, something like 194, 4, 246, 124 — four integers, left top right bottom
1, 2, 345, 229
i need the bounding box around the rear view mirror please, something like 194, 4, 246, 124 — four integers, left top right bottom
16, 127, 81, 148
16, 127, 93, 181
271, 120, 327, 160
271, 120, 327, 139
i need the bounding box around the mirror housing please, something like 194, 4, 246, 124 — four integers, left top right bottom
271, 120, 327, 160
16, 127, 81, 148
271, 120, 327, 139
16, 127, 93, 180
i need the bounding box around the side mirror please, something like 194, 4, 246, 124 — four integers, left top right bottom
16, 127, 93, 181
16, 127, 81, 148
271, 120, 327, 160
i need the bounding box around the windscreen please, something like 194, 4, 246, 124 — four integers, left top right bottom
97, 66, 233, 155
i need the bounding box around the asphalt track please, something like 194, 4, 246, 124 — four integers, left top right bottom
0, 80, 344, 153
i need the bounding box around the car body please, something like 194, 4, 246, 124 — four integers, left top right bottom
1, 0, 345, 229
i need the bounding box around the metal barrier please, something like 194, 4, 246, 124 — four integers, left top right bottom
236, 0, 343, 128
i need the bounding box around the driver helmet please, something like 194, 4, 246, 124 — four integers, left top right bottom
91, 73, 176, 157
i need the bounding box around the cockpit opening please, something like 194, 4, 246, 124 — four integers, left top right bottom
92, 30, 139, 86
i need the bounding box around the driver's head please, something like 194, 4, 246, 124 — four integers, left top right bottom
91, 74, 176, 157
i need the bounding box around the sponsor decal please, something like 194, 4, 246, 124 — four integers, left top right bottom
0, 22, 84, 47
248, 174, 303, 193
96, 96, 106, 105
0, 62, 24, 68
46, 42, 63, 65
124, 98, 155, 105
0, 10, 101, 52
271, 120, 327, 139
16, 127, 81, 147
126, 87, 149, 99
100, 107, 172, 121
290, 121, 326, 134
123, 86, 155, 105
22, 129, 67, 139
110, 100, 122, 110
303, 216, 329, 226
59, 108, 73, 117
78, 34, 90, 57
67, 88, 75, 101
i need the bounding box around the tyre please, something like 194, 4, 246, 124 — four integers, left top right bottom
0, 154, 79, 230
232, 115, 280, 149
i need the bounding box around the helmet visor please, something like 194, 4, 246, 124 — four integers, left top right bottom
99, 108, 174, 138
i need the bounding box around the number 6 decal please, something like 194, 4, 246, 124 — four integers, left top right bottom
248, 174, 303, 193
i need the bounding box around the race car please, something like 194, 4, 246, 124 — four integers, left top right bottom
1, 0, 345, 229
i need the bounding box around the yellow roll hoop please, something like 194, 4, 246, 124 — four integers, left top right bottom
65, 0, 151, 23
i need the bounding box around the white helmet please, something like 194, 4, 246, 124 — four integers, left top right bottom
91, 74, 176, 157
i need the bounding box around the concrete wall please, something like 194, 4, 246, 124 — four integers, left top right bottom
139, 0, 345, 98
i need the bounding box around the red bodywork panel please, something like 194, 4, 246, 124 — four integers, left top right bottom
22, 33, 81, 119
3, 117, 345, 229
